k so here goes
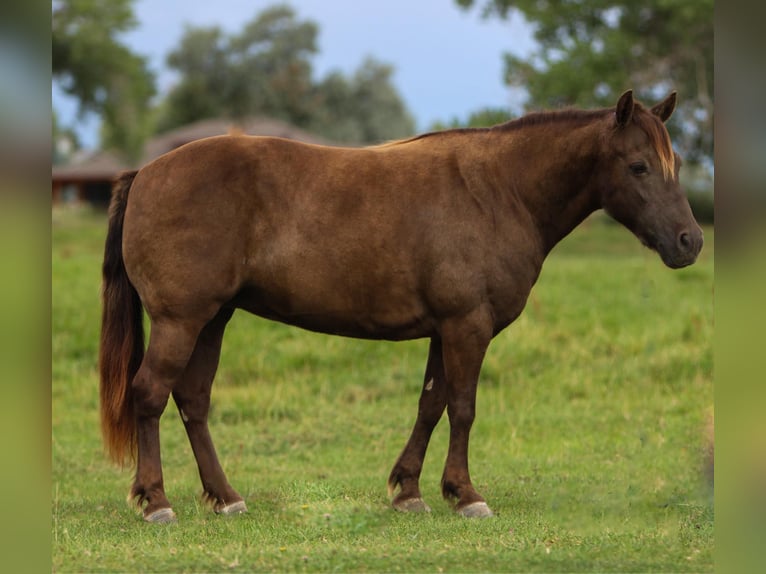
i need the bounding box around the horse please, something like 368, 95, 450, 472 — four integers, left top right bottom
99, 90, 702, 522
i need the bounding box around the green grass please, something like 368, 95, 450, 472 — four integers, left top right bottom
52, 207, 713, 572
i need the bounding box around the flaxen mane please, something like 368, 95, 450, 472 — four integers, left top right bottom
631, 106, 676, 181
380, 104, 675, 181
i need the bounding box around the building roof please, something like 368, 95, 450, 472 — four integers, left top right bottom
52, 117, 338, 182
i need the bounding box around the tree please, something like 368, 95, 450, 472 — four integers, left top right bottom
52, 109, 80, 166
52, 0, 155, 162
312, 58, 416, 143
156, 4, 414, 144
157, 5, 318, 133
456, 0, 713, 165
153, 26, 233, 132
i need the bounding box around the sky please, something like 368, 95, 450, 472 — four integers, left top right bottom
52, 0, 535, 149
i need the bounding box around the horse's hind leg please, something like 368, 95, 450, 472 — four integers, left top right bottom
171, 308, 246, 515
387, 337, 447, 512
130, 318, 203, 523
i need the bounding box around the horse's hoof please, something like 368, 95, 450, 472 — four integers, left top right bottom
216, 500, 247, 515
457, 501, 494, 518
392, 497, 431, 513
144, 507, 177, 523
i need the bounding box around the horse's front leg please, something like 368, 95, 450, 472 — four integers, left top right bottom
439, 308, 494, 517
388, 337, 447, 512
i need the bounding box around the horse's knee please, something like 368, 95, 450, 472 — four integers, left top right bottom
447, 402, 475, 428
132, 369, 171, 418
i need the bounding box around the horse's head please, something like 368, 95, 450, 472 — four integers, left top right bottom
598, 90, 703, 268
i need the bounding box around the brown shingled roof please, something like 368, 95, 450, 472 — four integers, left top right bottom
53, 117, 338, 182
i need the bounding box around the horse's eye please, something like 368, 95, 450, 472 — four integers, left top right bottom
630, 162, 648, 176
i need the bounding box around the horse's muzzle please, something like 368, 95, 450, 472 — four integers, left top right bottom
660, 225, 704, 269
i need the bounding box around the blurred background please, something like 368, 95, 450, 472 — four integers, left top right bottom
51, 0, 714, 218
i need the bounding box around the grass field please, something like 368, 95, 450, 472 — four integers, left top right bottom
52, 207, 713, 572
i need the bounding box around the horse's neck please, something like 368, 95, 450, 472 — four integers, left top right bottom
488, 121, 604, 254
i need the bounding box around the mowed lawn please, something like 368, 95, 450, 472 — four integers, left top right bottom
52, 207, 713, 572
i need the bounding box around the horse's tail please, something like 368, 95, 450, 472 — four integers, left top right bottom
99, 170, 143, 466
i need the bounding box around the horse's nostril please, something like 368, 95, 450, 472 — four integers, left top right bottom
679, 231, 691, 249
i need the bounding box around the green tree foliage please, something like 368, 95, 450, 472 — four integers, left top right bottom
312, 58, 416, 143
156, 5, 318, 132
156, 5, 414, 144
52, 0, 155, 162
456, 0, 713, 165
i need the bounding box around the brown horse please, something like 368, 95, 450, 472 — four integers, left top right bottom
99, 90, 702, 522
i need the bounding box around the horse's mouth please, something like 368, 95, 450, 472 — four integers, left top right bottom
640, 232, 699, 269
656, 238, 701, 269
661, 251, 697, 269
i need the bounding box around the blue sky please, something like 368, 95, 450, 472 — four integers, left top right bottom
52, 0, 535, 149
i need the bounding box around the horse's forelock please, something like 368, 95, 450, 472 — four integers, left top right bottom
633, 108, 676, 181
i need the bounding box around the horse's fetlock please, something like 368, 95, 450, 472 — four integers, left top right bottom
440, 479, 460, 501
387, 470, 402, 497
128, 485, 147, 509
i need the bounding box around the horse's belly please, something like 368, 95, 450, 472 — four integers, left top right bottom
231, 280, 435, 341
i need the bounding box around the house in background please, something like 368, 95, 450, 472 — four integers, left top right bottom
52, 117, 337, 207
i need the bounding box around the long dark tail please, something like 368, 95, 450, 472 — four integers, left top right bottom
99, 170, 143, 466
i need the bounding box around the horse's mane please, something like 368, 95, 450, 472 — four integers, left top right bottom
377, 104, 675, 180
375, 108, 611, 148
493, 108, 611, 132
505, 104, 675, 181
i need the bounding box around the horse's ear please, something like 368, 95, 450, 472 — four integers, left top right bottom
651, 91, 677, 123
615, 90, 634, 127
